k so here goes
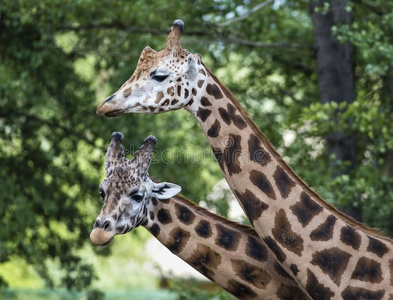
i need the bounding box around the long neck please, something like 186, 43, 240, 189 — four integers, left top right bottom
144, 195, 306, 300
186, 67, 393, 297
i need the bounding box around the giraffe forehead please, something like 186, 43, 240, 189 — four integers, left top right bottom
109, 168, 141, 189
136, 48, 190, 74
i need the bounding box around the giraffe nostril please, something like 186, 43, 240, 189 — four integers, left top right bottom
93, 220, 100, 228
105, 94, 115, 103
103, 220, 111, 231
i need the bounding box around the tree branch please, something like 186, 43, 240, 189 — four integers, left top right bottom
58, 22, 313, 50
57, 23, 206, 36
223, 36, 314, 49
219, 0, 274, 27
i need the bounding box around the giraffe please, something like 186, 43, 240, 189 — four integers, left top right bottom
96, 20, 393, 298
90, 132, 307, 300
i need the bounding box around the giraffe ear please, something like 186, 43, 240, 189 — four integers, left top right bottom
186, 53, 201, 79
151, 182, 182, 200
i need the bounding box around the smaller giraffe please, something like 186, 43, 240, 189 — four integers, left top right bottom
90, 132, 307, 300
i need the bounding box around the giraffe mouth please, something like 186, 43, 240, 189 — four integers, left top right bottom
104, 109, 125, 117
96, 101, 142, 117
96, 101, 126, 117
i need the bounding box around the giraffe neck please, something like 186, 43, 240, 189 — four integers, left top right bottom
186, 66, 393, 298
143, 195, 306, 300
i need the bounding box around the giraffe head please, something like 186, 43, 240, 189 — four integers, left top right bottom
96, 19, 205, 116
90, 132, 181, 246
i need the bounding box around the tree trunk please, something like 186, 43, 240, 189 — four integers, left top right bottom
385, 68, 393, 178
310, 0, 360, 220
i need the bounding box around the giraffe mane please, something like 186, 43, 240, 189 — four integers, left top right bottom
172, 194, 260, 239
203, 64, 393, 244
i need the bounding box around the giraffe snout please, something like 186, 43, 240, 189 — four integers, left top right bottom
90, 219, 116, 246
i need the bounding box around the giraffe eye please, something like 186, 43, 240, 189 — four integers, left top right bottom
151, 74, 169, 82
130, 192, 145, 202
99, 189, 106, 200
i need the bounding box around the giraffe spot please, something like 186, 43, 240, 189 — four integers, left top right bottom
195, 220, 212, 238
171, 99, 179, 105
306, 269, 335, 300
223, 134, 242, 176
215, 223, 240, 251
162, 99, 170, 106
226, 280, 258, 300
250, 170, 276, 200
290, 191, 323, 227
272, 209, 304, 256
206, 83, 223, 99
207, 119, 221, 138
310, 215, 337, 241
235, 189, 269, 225
192, 88, 197, 96
151, 197, 158, 206
311, 247, 351, 285
340, 225, 361, 250
263, 236, 286, 263
149, 212, 154, 221
273, 166, 296, 199
187, 98, 194, 106
274, 261, 293, 279
245, 236, 269, 262
218, 105, 246, 129
199, 69, 206, 76
157, 208, 172, 225
155, 91, 164, 104
227, 103, 247, 129
231, 259, 272, 289
248, 134, 271, 167
200, 96, 211, 106
218, 107, 231, 125
123, 87, 132, 98
167, 86, 175, 96
277, 283, 305, 300
167, 227, 191, 254
290, 264, 299, 276
190, 244, 221, 280
184, 88, 189, 99
211, 146, 224, 171
149, 223, 160, 237
367, 236, 389, 258
341, 287, 385, 300
174, 203, 196, 225
177, 85, 181, 97
351, 257, 383, 283
197, 80, 204, 88
196, 107, 211, 122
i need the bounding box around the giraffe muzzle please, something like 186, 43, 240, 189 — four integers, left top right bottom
96, 101, 125, 117
90, 228, 115, 246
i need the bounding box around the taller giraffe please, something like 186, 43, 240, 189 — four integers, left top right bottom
96, 20, 393, 299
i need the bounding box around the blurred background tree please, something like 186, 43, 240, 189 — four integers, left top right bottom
0, 0, 392, 297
